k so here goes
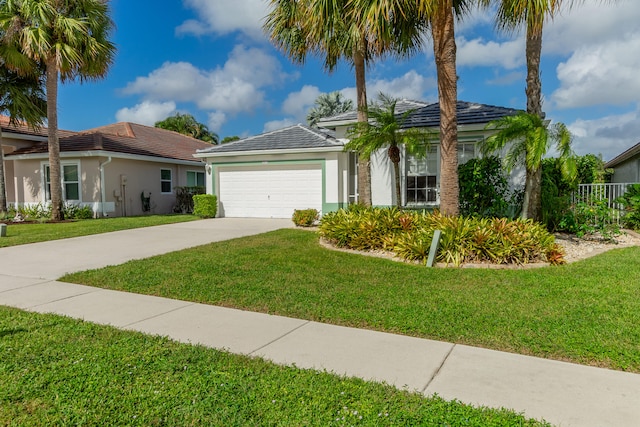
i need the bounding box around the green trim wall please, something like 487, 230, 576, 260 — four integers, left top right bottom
209, 159, 343, 215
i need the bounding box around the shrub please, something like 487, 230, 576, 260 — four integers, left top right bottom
292, 209, 319, 227
618, 184, 640, 231
319, 207, 563, 266
63, 203, 94, 219
193, 194, 217, 218
458, 156, 514, 218
173, 186, 205, 214
573, 197, 620, 240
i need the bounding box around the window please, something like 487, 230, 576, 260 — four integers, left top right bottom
44, 163, 80, 201
405, 146, 438, 205
186, 171, 205, 187
457, 142, 476, 165
161, 169, 172, 193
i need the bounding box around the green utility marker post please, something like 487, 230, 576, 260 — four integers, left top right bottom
0, 223, 6, 237
426, 229, 442, 267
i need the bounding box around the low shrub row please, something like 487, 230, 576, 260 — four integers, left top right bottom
4, 202, 94, 221
319, 206, 564, 266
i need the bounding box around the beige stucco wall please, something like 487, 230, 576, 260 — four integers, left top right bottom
7, 154, 205, 217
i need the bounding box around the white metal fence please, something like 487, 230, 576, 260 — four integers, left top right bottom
572, 183, 637, 223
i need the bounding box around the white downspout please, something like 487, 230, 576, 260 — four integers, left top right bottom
99, 156, 112, 217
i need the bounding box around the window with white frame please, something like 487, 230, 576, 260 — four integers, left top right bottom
405, 145, 438, 205
44, 163, 80, 201
457, 141, 477, 165
186, 170, 205, 187
160, 169, 172, 193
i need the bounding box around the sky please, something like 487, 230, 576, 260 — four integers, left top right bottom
56, 0, 640, 161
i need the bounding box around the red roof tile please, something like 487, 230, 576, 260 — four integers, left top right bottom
7, 121, 213, 162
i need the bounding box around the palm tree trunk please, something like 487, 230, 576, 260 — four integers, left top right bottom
525, 24, 543, 118
431, 1, 459, 216
525, 23, 544, 220
0, 134, 7, 214
354, 41, 371, 207
46, 58, 64, 221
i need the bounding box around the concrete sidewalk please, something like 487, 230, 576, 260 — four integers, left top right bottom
1, 218, 639, 426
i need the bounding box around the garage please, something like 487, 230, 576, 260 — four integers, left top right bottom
218, 165, 323, 218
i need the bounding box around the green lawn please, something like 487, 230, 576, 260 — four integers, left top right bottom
0, 215, 199, 247
0, 307, 549, 426
62, 229, 640, 373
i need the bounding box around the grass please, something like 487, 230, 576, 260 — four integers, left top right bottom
0, 215, 199, 247
63, 229, 640, 373
0, 307, 550, 426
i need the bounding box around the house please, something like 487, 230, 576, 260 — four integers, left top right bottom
195, 100, 520, 219
605, 141, 640, 183
2, 118, 212, 216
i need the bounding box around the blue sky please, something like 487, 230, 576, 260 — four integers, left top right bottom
57, 0, 640, 161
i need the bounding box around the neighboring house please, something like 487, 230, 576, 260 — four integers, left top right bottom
2, 118, 212, 216
195, 100, 521, 219
605, 142, 640, 183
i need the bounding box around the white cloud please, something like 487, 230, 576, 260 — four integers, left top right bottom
457, 36, 524, 69
115, 101, 176, 126
567, 107, 640, 160
342, 70, 436, 103
282, 85, 322, 119
177, 0, 269, 39
121, 45, 287, 116
551, 35, 640, 109
207, 111, 227, 133
263, 118, 296, 133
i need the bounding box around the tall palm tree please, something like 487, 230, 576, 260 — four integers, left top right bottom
0, 61, 46, 214
356, 0, 473, 216
345, 93, 431, 207
264, 0, 424, 206
480, 112, 576, 219
0, 0, 115, 221
155, 113, 219, 144
484, 0, 599, 219
307, 91, 353, 127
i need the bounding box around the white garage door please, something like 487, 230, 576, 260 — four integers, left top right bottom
218, 166, 322, 218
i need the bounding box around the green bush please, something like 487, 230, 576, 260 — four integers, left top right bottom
458, 156, 518, 218
292, 209, 319, 227
63, 203, 94, 219
319, 207, 563, 266
573, 197, 620, 240
192, 194, 217, 218
618, 184, 640, 231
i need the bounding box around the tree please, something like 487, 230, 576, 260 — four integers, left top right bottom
345, 93, 431, 207
0, 0, 116, 221
265, 0, 424, 206
307, 91, 353, 127
0, 61, 46, 214
480, 112, 577, 220
221, 136, 240, 144
485, 0, 610, 217
356, 0, 473, 216
155, 113, 219, 144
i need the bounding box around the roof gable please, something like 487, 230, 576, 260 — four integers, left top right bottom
605, 141, 640, 168
197, 124, 343, 155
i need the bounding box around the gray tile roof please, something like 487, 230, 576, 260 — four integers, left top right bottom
402, 101, 521, 128
317, 99, 429, 123
197, 124, 343, 154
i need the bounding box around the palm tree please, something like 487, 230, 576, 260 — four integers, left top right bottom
0, 62, 46, 214
0, 0, 115, 221
155, 113, 219, 144
345, 93, 431, 207
480, 112, 576, 220
264, 0, 424, 206
484, 0, 604, 218
356, 0, 473, 216
307, 91, 353, 127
